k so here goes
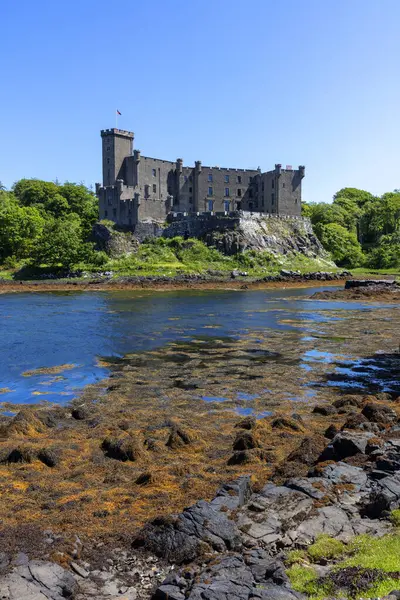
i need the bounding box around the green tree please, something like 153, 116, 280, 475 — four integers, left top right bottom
315, 222, 364, 268
59, 182, 98, 236
33, 214, 90, 268
333, 187, 376, 207
0, 192, 45, 259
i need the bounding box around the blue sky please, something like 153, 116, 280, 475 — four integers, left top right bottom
1, 0, 399, 203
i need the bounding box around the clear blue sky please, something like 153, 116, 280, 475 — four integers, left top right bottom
1, 0, 399, 203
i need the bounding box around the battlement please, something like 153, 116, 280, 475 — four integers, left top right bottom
100, 128, 134, 138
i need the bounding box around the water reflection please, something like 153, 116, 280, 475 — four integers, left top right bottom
0, 286, 392, 405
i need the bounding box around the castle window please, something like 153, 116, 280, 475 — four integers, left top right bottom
208, 200, 213, 211
189, 187, 192, 193
106, 146, 110, 152
237, 175, 242, 184
189, 196, 193, 203
224, 175, 229, 183
189, 175, 192, 182
113, 209, 117, 217
272, 179, 275, 189
237, 188, 242, 197
249, 202, 253, 211
282, 183, 285, 188
208, 186, 213, 196
225, 187, 229, 197
107, 158, 110, 164
249, 189, 253, 198
224, 200, 230, 212
152, 169, 156, 177
153, 184, 157, 193
145, 185, 150, 198
249, 177, 253, 183
105, 210, 108, 217
262, 182, 265, 191
208, 173, 213, 182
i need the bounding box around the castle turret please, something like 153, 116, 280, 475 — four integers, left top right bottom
100, 128, 134, 187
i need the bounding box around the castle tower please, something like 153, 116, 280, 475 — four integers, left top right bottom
100, 128, 134, 187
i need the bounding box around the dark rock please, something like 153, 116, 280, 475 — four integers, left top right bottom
271, 417, 302, 432
362, 402, 397, 424
312, 405, 337, 416
228, 449, 266, 465
318, 431, 374, 461
6, 446, 36, 464
38, 448, 59, 468
71, 406, 90, 420
333, 396, 363, 410
341, 413, 369, 430
234, 416, 256, 430
135, 471, 154, 485
153, 584, 186, 600
173, 379, 200, 390
325, 424, 339, 439
363, 472, 400, 517
233, 430, 260, 451
134, 499, 242, 564
287, 436, 326, 465
244, 548, 288, 585
101, 436, 142, 461
166, 426, 192, 449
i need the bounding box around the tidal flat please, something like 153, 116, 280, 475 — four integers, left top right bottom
0, 286, 398, 556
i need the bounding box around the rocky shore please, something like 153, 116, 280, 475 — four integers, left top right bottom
0, 270, 350, 294
2, 390, 400, 599
0, 280, 399, 598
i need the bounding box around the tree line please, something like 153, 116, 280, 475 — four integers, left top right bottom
0, 179, 399, 271
0, 179, 104, 269
302, 187, 400, 269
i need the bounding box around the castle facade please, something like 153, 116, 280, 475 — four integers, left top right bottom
96, 128, 305, 227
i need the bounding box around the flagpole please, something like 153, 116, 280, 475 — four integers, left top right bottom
115, 109, 117, 129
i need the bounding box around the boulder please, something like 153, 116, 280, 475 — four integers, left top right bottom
0, 560, 77, 600
312, 405, 337, 416
362, 403, 397, 425
271, 417, 303, 432
234, 416, 256, 430
333, 396, 363, 410
364, 472, 400, 517
233, 430, 260, 451
286, 436, 326, 466
341, 413, 369, 430
166, 425, 192, 449
101, 436, 142, 461
325, 424, 339, 439
71, 406, 90, 420
318, 431, 374, 461
37, 448, 59, 468
133, 499, 242, 564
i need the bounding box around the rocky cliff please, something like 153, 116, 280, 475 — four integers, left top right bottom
163, 214, 332, 261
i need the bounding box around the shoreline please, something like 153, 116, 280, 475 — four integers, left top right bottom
0, 277, 346, 294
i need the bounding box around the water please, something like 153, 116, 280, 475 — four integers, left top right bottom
0, 286, 395, 406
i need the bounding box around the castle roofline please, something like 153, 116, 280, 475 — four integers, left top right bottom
101, 128, 134, 138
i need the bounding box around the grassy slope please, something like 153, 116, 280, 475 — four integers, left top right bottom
0, 237, 338, 281
287, 533, 400, 599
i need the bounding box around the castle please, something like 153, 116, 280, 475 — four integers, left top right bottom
95, 128, 305, 227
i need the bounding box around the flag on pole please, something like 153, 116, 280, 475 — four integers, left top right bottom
117, 110, 122, 115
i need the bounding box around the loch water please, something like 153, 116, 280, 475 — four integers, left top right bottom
0, 286, 396, 408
